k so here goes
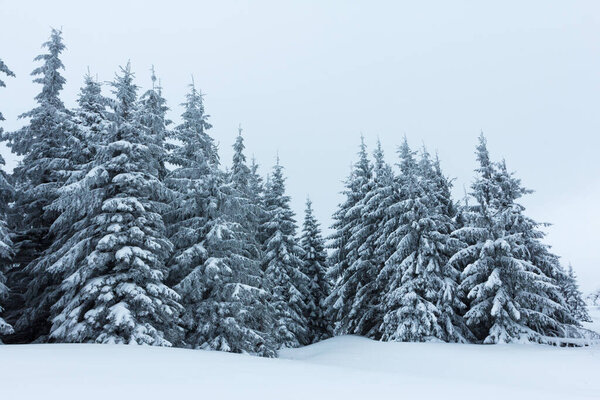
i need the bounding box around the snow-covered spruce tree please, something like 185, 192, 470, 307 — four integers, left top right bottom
48, 63, 182, 345
451, 134, 573, 343
231, 127, 265, 243
262, 158, 310, 348
495, 159, 583, 333
300, 197, 331, 342
174, 126, 275, 356
332, 139, 394, 339
559, 265, 591, 323
11, 72, 110, 345
164, 80, 216, 287
0, 58, 15, 339
1, 29, 77, 342
249, 156, 269, 248
416, 147, 471, 342
376, 139, 469, 342
325, 137, 373, 336
138, 67, 171, 181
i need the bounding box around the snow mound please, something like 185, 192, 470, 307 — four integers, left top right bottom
1, 335, 599, 399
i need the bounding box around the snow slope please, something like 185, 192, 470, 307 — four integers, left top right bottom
1, 318, 599, 400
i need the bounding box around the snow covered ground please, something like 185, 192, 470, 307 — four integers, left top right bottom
2, 315, 599, 400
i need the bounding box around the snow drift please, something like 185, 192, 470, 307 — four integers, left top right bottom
2, 331, 599, 400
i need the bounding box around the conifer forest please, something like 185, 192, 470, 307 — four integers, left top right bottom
1, 29, 596, 356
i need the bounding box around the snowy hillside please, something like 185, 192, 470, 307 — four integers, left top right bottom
2, 331, 600, 400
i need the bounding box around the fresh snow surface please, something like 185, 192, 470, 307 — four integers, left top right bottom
1, 321, 599, 399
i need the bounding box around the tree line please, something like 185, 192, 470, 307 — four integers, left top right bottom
0, 29, 594, 354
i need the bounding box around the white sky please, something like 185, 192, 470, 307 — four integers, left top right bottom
1, 1, 599, 291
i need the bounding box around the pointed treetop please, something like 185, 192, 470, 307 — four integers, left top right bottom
434, 151, 443, 171
231, 124, 251, 189
354, 135, 372, 182
78, 69, 105, 111
269, 156, 287, 200
31, 27, 67, 108
397, 136, 417, 176
373, 138, 387, 172
150, 65, 157, 89
475, 132, 493, 177
305, 196, 313, 212
358, 134, 368, 161
374, 137, 383, 156
111, 61, 138, 120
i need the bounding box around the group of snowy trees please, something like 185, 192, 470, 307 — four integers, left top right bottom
0, 30, 329, 352
327, 135, 592, 344
0, 29, 593, 351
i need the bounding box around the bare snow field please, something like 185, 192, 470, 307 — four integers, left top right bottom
1, 310, 599, 400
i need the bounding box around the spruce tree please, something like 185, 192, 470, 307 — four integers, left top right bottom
300, 197, 331, 342
0, 58, 15, 339
175, 127, 275, 356
1, 29, 75, 342
48, 63, 182, 345
377, 140, 468, 342
138, 67, 170, 180
451, 134, 574, 343
165, 81, 216, 287
559, 264, 591, 323
14, 72, 110, 345
416, 147, 471, 342
334, 140, 394, 339
325, 137, 373, 336
352, 140, 397, 339
231, 128, 264, 244
262, 158, 310, 348
249, 156, 268, 248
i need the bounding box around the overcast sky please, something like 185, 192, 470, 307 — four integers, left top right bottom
1, 1, 599, 291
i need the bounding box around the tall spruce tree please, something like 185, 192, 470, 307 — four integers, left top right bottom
351, 140, 396, 339
1, 29, 76, 342
249, 156, 268, 248
14, 72, 110, 345
325, 137, 373, 336
165, 81, 216, 287
300, 197, 331, 342
416, 147, 471, 342
377, 140, 467, 342
175, 127, 275, 356
0, 58, 15, 339
262, 158, 310, 348
451, 134, 574, 343
333, 140, 394, 339
138, 67, 170, 180
48, 63, 182, 345
231, 128, 264, 244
